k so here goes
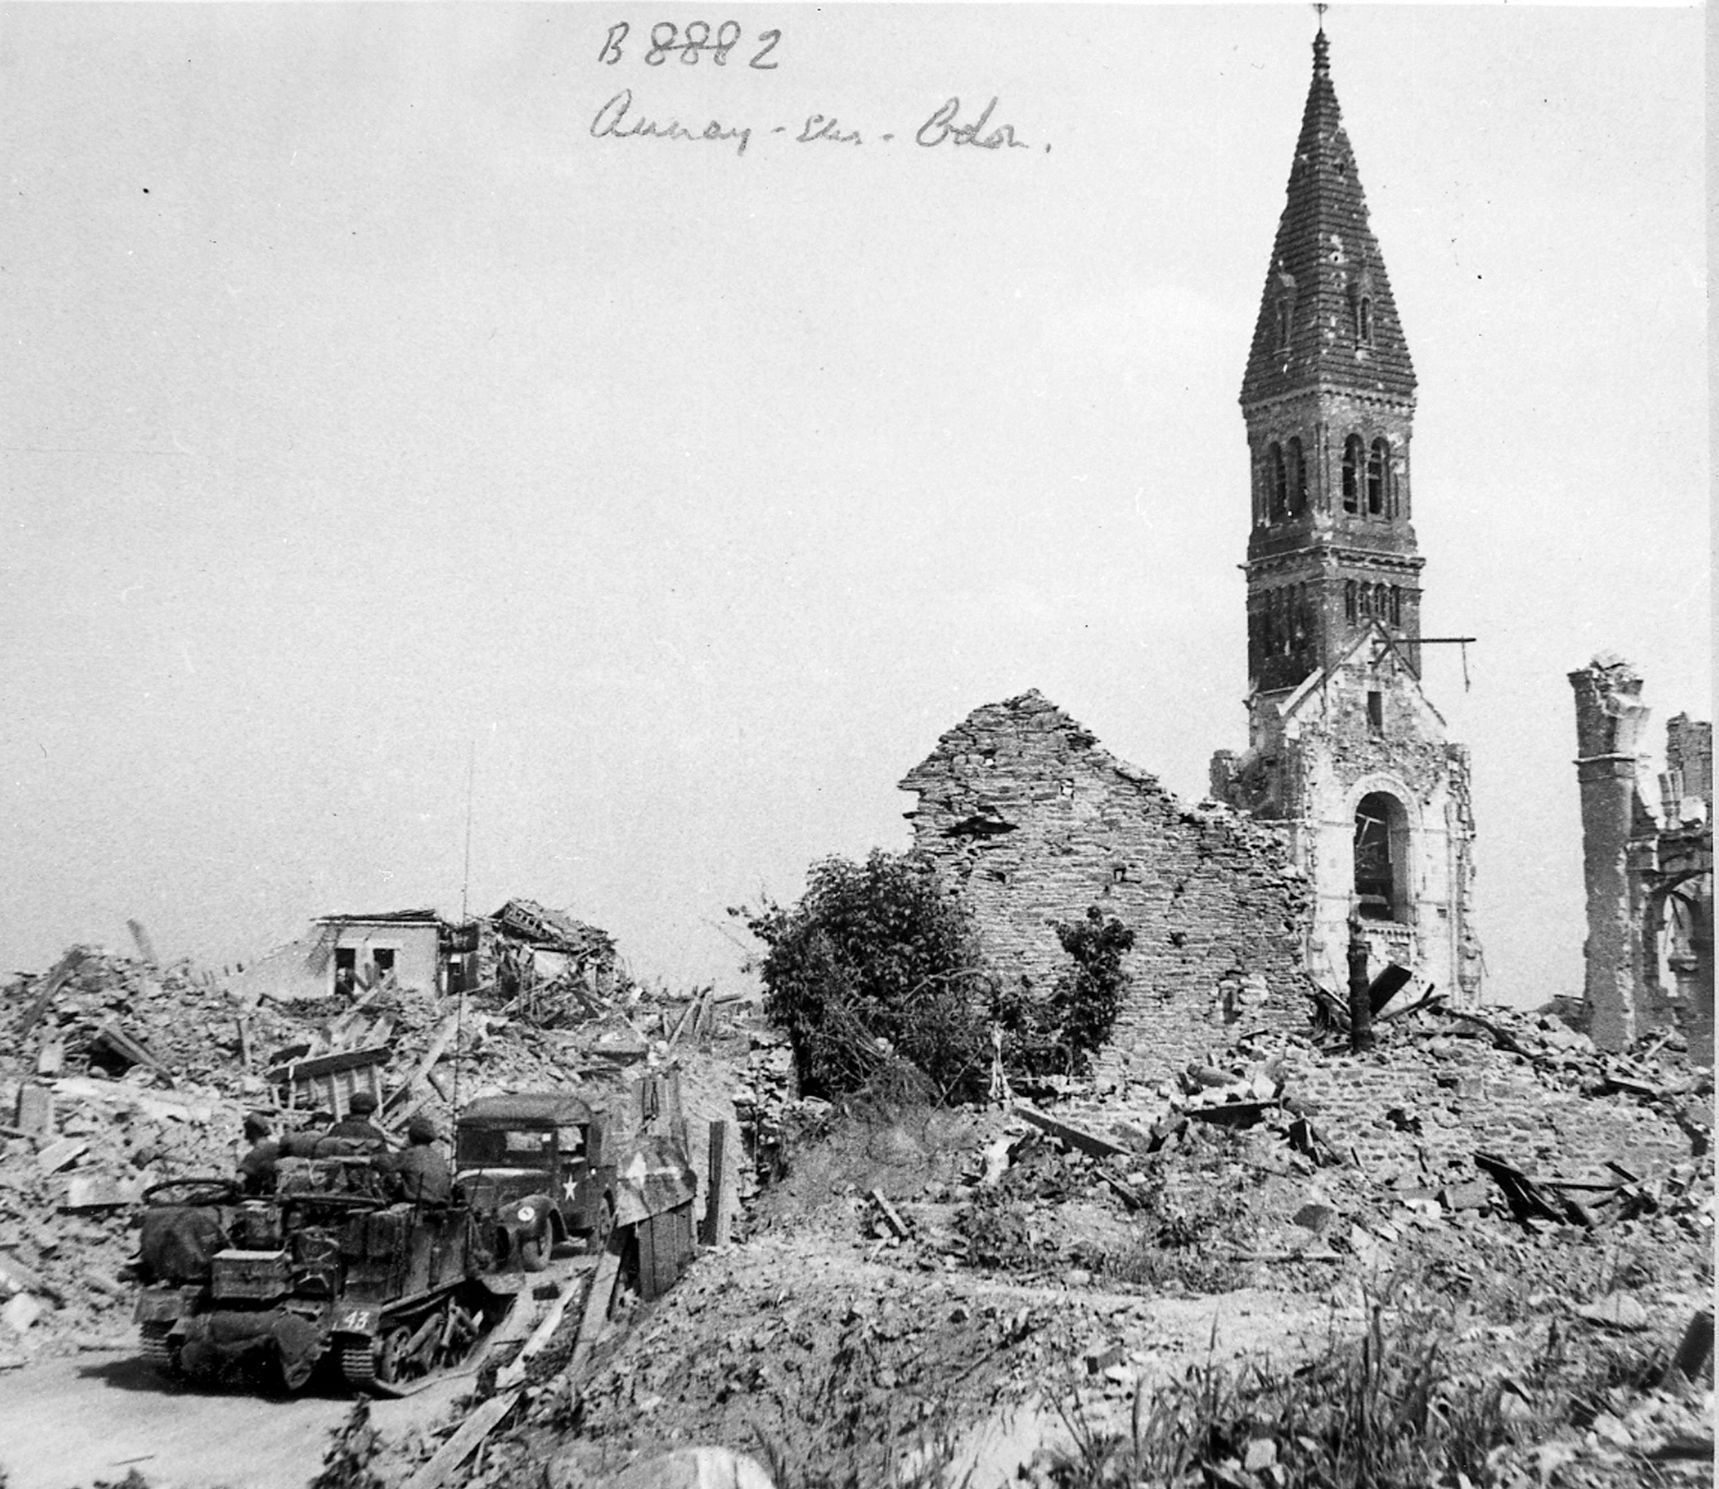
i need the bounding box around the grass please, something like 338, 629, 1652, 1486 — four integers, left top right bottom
1030, 1269, 1679, 1489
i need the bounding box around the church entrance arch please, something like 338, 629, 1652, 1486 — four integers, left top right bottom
1353, 790, 1411, 923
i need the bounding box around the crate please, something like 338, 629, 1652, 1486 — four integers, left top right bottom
212, 1249, 292, 1301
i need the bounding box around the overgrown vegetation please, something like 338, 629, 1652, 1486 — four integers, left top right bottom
1038, 1277, 1672, 1489
308, 1402, 385, 1489
735, 851, 991, 1102
993, 908, 1136, 1079
737, 852, 1135, 1101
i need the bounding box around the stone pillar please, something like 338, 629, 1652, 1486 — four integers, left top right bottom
1569, 656, 1652, 1051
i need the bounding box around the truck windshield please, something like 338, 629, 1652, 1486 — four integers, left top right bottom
456, 1127, 553, 1169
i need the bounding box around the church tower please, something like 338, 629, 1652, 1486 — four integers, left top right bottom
1211, 28, 1483, 1005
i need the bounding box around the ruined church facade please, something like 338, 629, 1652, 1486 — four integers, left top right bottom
901, 34, 1481, 1068
1209, 31, 1483, 1006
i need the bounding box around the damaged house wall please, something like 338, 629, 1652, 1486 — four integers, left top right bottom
1570, 655, 1714, 1062
900, 691, 1314, 1080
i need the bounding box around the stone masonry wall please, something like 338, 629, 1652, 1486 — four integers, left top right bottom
900, 692, 1316, 1080
1277, 1036, 1692, 1184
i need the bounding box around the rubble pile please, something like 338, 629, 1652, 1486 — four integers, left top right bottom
0, 928, 745, 1364
8, 945, 311, 1090
0, 953, 269, 1362
517, 1239, 1116, 1489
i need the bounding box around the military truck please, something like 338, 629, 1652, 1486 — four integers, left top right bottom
454, 1093, 617, 1270
456, 1092, 702, 1300
131, 1154, 518, 1394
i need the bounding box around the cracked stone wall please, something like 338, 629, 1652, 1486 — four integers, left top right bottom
900, 692, 1315, 1080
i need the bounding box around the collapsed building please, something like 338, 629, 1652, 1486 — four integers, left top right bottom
1570, 655, 1714, 1062
901, 692, 1315, 1078
230, 899, 620, 1009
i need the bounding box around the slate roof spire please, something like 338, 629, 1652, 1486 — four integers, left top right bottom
1240, 28, 1416, 407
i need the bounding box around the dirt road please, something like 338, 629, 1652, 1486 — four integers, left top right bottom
0, 1348, 468, 1489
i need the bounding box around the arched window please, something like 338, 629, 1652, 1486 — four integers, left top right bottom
1354, 791, 1410, 923
1342, 436, 1363, 514
1344, 580, 1357, 622
1275, 299, 1293, 351
1269, 443, 1287, 521
1357, 584, 1373, 620
1367, 439, 1388, 516
1389, 587, 1402, 626
1286, 437, 1307, 517
1357, 297, 1373, 345
1374, 583, 1389, 621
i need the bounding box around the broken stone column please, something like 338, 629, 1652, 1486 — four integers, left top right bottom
1569, 655, 1652, 1051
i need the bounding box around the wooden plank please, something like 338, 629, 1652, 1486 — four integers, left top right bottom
90, 1021, 173, 1076
402, 1388, 521, 1489
564, 1247, 622, 1384
1015, 1103, 1128, 1160
18, 951, 86, 1035
1367, 964, 1414, 1015
869, 1189, 911, 1239
700, 1120, 728, 1246
495, 1269, 588, 1390
275, 1044, 391, 1084
385, 1010, 462, 1112
127, 920, 159, 965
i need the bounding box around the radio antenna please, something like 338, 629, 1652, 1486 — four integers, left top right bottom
452, 738, 476, 1124
460, 739, 476, 924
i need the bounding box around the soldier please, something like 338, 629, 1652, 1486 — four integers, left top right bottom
389, 1115, 452, 1204
325, 1090, 389, 1147
237, 1113, 282, 1195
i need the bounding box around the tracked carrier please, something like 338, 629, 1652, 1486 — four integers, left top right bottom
131, 1153, 519, 1394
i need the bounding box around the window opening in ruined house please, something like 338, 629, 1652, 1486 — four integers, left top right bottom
1112, 865, 1127, 884
1367, 691, 1383, 730
372, 948, 396, 977
1342, 436, 1362, 513
1344, 580, 1357, 622
1354, 791, 1409, 922
1367, 440, 1387, 515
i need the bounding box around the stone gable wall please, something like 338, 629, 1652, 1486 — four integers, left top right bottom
900, 692, 1316, 1079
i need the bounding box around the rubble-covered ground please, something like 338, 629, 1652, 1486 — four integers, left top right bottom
1, 943, 1712, 1489
463, 1006, 1713, 1489
0, 940, 739, 1365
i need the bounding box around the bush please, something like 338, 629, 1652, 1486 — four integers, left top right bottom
734, 851, 992, 1103
992, 908, 1136, 1078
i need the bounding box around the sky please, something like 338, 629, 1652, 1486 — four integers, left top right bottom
1, 4, 1708, 1008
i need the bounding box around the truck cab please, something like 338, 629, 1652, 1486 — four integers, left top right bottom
454, 1093, 616, 1269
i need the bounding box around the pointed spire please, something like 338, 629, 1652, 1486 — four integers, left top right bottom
1240, 29, 1416, 407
